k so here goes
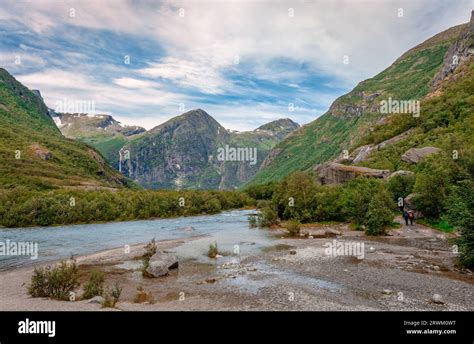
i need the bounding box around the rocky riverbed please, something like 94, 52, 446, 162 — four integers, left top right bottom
0, 219, 472, 311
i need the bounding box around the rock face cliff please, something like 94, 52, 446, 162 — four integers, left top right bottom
120, 109, 299, 189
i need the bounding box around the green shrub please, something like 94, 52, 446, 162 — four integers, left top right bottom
443, 180, 474, 229
272, 172, 319, 222
365, 187, 396, 236
387, 174, 415, 201
256, 199, 271, 209
341, 178, 382, 226
82, 269, 105, 299
101, 283, 122, 308
458, 216, 474, 269
413, 155, 456, 219
257, 207, 279, 227
248, 215, 258, 228
208, 242, 218, 258
28, 260, 79, 300
244, 182, 276, 200
286, 220, 301, 236
0, 189, 255, 228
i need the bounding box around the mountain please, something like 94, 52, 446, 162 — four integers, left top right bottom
349, 12, 474, 174
120, 109, 299, 189
248, 18, 471, 186
0, 68, 130, 191
49, 110, 145, 167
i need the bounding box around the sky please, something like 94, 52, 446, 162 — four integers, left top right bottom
0, 0, 471, 131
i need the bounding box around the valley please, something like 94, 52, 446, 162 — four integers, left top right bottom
0, 5, 472, 315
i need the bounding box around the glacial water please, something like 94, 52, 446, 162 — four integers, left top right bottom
0, 210, 274, 271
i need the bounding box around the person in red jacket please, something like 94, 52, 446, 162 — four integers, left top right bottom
408, 210, 415, 225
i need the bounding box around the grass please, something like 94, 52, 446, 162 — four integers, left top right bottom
285, 220, 301, 236
82, 269, 105, 300
417, 218, 456, 233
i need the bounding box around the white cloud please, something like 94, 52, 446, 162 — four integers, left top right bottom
17, 69, 185, 125
137, 56, 229, 94
2, 0, 471, 131
113, 77, 158, 89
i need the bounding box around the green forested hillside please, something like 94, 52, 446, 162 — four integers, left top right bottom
248, 23, 467, 186
0, 68, 129, 191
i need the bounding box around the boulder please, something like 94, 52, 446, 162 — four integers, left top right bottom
341, 128, 416, 164
350, 145, 374, 164
314, 162, 390, 185
401, 147, 442, 164
146, 252, 179, 277
388, 170, 415, 179
86, 296, 105, 304
403, 193, 423, 217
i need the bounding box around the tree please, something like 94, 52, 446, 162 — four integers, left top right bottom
365, 186, 396, 236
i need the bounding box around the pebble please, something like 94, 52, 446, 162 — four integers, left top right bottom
431, 294, 444, 304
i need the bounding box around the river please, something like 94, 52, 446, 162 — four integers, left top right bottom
0, 209, 274, 271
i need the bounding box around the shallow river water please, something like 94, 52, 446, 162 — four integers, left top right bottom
0, 210, 274, 271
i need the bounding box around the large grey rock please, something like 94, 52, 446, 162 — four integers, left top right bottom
314, 162, 390, 185
146, 252, 179, 277
339, 128, 416, 164
401, 147, 442, 164
404, 193, 421, 214
350, 145, 374, 164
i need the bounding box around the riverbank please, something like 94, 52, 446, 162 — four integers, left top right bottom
1, 218, 472, 311
0, 188, 255, 228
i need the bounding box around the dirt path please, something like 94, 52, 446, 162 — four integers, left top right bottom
0, 222, 472, 311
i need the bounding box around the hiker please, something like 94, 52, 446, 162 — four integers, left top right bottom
408, 210, 415, 225
403, 210, 409, 226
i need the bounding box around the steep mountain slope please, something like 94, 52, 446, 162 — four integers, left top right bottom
350, 13, 474, 173
49, 110, 145, 167
120, 109, 299, 189
248, 20, 470, 186
0, 68, 129, 190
